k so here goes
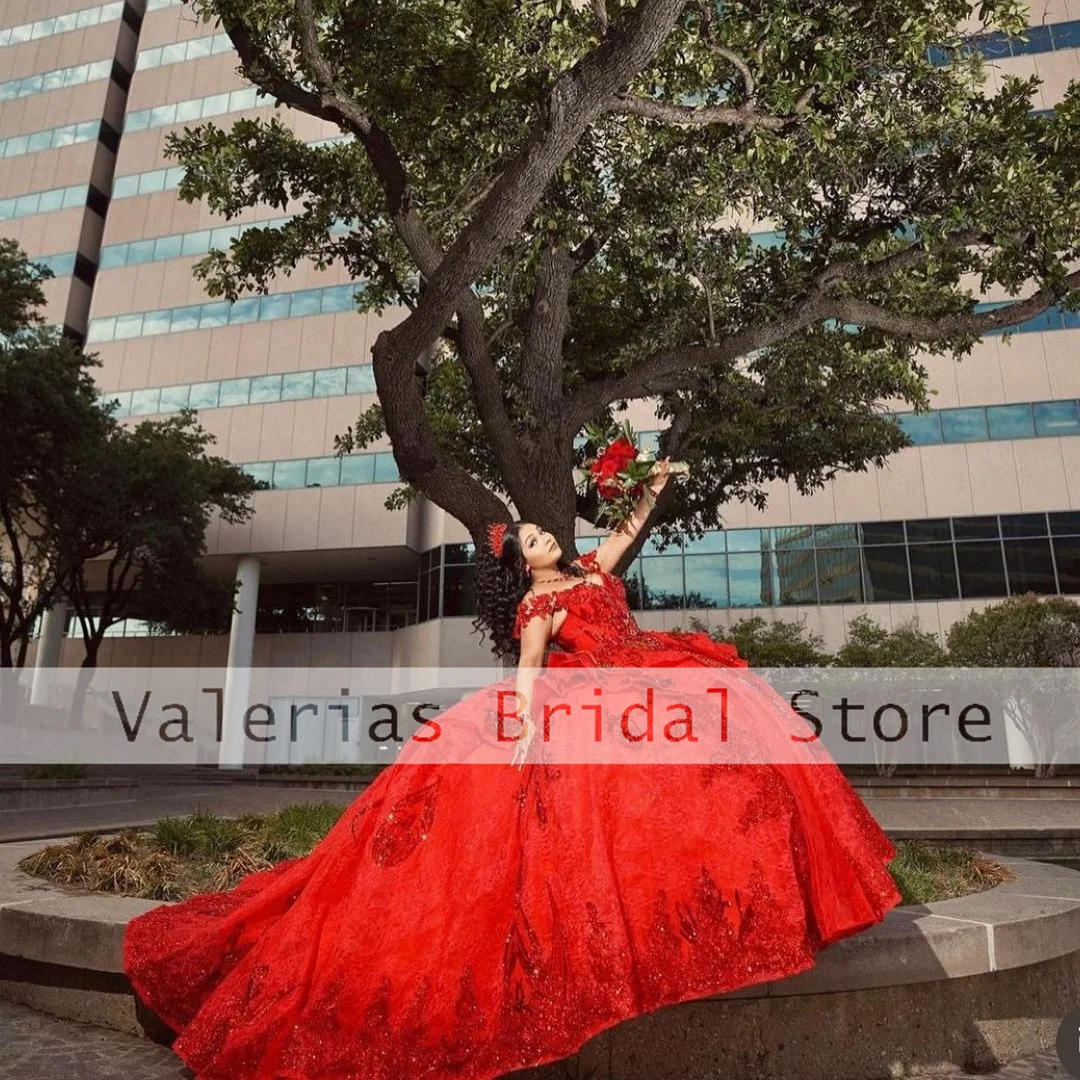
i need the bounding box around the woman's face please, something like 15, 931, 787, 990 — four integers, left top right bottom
518, 523, 562, 572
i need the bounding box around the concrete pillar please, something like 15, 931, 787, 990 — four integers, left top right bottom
218, 556, 261, 769
30, 601, 67, 706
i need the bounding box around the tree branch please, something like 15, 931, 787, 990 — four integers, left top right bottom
612, 94, 791, 130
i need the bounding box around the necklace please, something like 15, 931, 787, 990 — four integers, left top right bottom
532, 570, 577, 584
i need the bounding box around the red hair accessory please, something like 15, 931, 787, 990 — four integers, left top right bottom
487, 522, 508, 558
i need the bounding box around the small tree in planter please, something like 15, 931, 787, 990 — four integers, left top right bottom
946, 594, 1080, 779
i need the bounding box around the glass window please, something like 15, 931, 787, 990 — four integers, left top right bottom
987, 403, 1035, 440
909, 543, 958, 600
955, 542, 1007, 598
1034, 400, 1080, 436
199, 302, 230, 330
373, 453, 399, 483
622, 560, 644, 610
896, 411, 942, 445
1049, 511, 1080, 536
1000, 513, 1048, 538
682, 554, 728, 607
202, 92, 231, 117
815, 548, 864, 603
864, 520, 907, 548
229, 87, 259, 111
243, 462, 274, 485
186, 36, 215, 59
209, 225, 238, 249
158, 384, 190, 412
863, 544, 913, 602
305, 456, 340, 487
906, 518, 952, 543
137, 169, 166, 195
320, 284, 356, 312
126, 239, 155, 265
643, 532, 681, 556
249, 374, 282, 403
272, 460, 307, 489
149, 103, 177, 128
1051, 20, 1080, 48
188, 381, 219, 409
61, 185, 87, 209
174, 98, 204, 123
169, 307, 200, 334
142, 309, 173, 336
940, 407, 989, 443
160, 42, 188, 65
775, 546, 817, 604
113, 175, 139, 200
726, 529, 763, 553
259, 293, 291, 321
153, 234, 184, 261
1053, 536, 1080, 591
281, 371, 315, 400
228, 297, 261, 325
98, 245, 126, 270
728, 551, 774, 607
347, 365, 376, 394
442, 565, 477, 617
138, 47, 162, 69
774, 525, 814, 550
218, 378, 251, 406
113, 313, 144, 340
14, 194, 39, 216
212, 33, 233, 54
813, 523, 859, 547
641, 556, 684, 609
103, 390, 131, 416
340, 454, 375, 485
181, 229, 212, 256
444, 542, 476, 565
1004, 538, 1057, 594
683, 530, 726, 553
314, 368, 347, 396
129, 388, 161, 415
86, 317, 115, 343
289, 289, 324, 317
952, 515, 1000, 541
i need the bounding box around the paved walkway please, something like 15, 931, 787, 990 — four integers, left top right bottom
0, 998, 1069, 1079
3, 778, 1080, 843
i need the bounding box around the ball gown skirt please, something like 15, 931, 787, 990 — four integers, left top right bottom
123, 550, 902, 1079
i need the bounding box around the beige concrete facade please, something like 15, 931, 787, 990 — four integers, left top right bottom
3, 0, 1079, 671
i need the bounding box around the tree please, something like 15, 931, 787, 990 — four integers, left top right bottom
0, 240, 111, 667
834, 614, 949, 776
45, 410, 260, 671
171, 0, 1080, 563
833, 613, 948, 668
946, 594, 1080, 777
690, 612, 832, 666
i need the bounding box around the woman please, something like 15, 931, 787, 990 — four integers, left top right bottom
123, 460, 902, 1079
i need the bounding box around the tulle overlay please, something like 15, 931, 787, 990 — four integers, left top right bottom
123, 550, 902, 1079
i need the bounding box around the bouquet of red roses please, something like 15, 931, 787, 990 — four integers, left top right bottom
575, 419, 688, 529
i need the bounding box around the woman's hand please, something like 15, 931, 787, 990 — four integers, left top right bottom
510, 716, 535, 769
647, 457, 674, 495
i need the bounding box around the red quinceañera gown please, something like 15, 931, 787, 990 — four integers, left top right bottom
123, 548, 902, 1079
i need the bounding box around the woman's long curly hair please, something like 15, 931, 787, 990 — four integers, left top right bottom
471, 522, 586, 664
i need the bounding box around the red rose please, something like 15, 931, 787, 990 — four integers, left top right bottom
590, 436, 637, 499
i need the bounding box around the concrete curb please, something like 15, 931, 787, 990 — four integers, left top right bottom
0, 840, 1078, 1077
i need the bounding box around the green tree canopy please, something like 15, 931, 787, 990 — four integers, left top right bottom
0, 241, 109, 667
171, 0, 1080, 562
